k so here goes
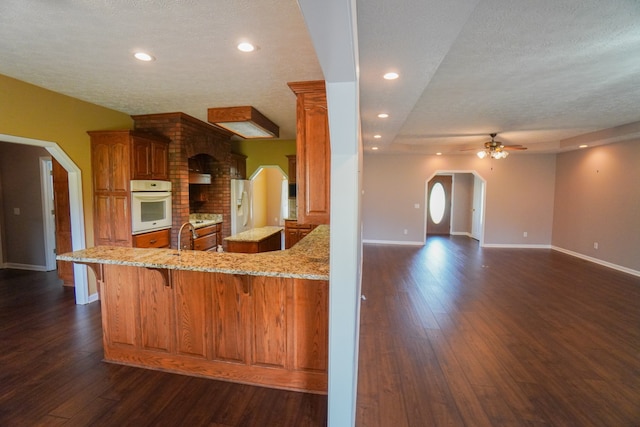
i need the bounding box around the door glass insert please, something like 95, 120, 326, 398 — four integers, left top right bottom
429, 182, 446, 224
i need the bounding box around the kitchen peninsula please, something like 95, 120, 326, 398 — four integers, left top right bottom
224, 226, 283, 254
58, 226, 329, 393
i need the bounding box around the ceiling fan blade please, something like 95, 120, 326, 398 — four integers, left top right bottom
503, 145, 527, 151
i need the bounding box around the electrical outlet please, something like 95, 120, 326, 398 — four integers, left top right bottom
13, 207, 20, 215
594, 242, 598, 250
414, 203, 420, 209
523, 231, 528, 237
403, 229, 408, 235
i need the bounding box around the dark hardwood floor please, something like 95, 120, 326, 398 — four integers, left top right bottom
0, 269, 327, 427
356, 236, 640, 426
3, 237, 639, 426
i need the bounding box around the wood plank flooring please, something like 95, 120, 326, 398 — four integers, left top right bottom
3, 236, 639, 426
0, 269, 327, 427
356, 236, 640, 426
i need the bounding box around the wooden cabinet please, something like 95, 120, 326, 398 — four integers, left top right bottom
287, 154, 297, 184
226, 229, 282, 254
98, 264, 328, 393
101, 265, 174, 355
88, 130, 170, 246
229, 152, 247, 179
288, 81, 330, 225
284, 220, 317, 249
133, 228, 170, 248
192, 223, 221, 251
132, 135, 169, 180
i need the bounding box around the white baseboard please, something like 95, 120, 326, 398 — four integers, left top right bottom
482, 243, 552, 249
361, 239, 639, 278
362, 239, 424, 246
2, 263, 48, 271
88, 292, 100, 303
551, 246, 640, 278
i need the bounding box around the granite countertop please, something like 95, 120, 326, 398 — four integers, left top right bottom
224, 226, 283, 243
57, 225, 329, 280
189, 213, 223, 229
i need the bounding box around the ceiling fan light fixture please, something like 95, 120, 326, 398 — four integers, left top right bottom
207, 106, 279, 139
476, 133, 513, 159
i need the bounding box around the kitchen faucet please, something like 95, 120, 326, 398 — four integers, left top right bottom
177, 222, 197, 255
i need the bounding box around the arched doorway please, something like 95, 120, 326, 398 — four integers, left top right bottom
425, 170, 486, 245
0, 133, 89, 305
249, 165, 288, 228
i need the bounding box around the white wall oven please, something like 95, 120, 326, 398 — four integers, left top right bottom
131, 180, 172, 234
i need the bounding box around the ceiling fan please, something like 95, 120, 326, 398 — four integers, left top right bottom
463, 133, 527, 159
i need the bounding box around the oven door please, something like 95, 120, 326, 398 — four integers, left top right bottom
131, 191, 172, 234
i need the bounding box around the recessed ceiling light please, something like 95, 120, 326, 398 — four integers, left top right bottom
579, 144, 588, 148
373, 134, 382, 139
134, 52, 155, 62
377, 113, 389, 118
383, 72, 399, 80
372, 147, 379, 150
436, 152, 442, 156
237, 42, 255, 52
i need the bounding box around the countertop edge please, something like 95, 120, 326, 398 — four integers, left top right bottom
58, 225, 329, 281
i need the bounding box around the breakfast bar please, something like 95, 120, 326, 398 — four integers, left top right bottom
58, 226, 329, 393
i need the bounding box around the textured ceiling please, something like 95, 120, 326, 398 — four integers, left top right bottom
1, 0, 639, 154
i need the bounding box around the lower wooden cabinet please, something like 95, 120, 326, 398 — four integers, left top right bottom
192, 223, 221, 251
132, 228, 171, 248
99, 264, 328, 393
285, 220, 317, 249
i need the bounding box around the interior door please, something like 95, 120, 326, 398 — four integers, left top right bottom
52, 158, 74, 286
427, 175, 452, 235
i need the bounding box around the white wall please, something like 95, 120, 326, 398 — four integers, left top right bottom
552, 139, 640, 272
363, 152, 557, 246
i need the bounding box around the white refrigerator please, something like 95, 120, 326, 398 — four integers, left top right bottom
230, 179, 253, 235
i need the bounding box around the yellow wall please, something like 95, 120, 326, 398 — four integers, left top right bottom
0, 73, 133, 249
232, 139, 296, 178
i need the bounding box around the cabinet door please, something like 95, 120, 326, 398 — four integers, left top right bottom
174, 271, 210, 359
139, 268, 174, 353
251, 276, 287, 368
101, 265, 140, 348
92, 141, 112, 192
292, 278, 328, 372
289, 81, 330, 225
94, 194, 113, 246
212, 274, 249, 363
151, 141, 169, 180
112, 194, 132, 245
94, 194, 131, 246
132, 139, 152, 180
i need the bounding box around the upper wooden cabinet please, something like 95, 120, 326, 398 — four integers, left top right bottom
286, 154, 297, 184
288, 81, 330, 225
229, 152, 247, 180
132, 134, 170, 180
88, 130, 170, 246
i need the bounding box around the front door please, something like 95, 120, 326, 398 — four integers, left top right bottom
426, 175, 452, 235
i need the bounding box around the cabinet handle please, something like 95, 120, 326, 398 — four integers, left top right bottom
149, 239, 157, 244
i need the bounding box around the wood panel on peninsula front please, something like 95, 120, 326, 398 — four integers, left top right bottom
58, 226, 330, 393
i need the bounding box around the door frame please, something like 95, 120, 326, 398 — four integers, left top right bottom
39, 157, 56, 271
1, 133, 89, 305
423, 170, 487, 246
